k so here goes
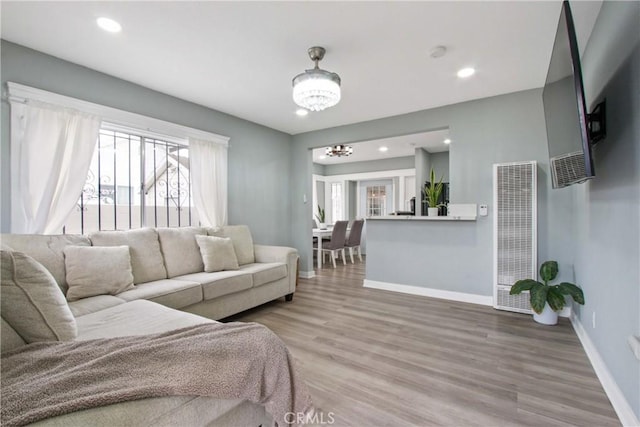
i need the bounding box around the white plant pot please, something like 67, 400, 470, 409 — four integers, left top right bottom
318, 222, 327, 229
533, 302, 559, 325
427, 207, 439, 217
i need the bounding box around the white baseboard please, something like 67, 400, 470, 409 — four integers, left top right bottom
363, 280, 493, 306
299, 271, 315, 279
570, 313, 640, 427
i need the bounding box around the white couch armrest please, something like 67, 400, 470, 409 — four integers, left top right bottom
253, 245, 298, 292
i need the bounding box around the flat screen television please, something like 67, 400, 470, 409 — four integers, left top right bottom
542, 0, 605, 189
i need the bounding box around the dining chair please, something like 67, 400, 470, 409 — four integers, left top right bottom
313, 220, 348, 268
345, 219, 364, 263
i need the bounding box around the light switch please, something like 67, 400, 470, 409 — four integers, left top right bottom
479, 204, 488, 216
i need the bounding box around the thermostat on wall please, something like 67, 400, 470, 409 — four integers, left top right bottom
479, 205, 488, 216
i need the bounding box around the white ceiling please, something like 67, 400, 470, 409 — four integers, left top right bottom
313, 129, 450, 165
1, 1, 602, 135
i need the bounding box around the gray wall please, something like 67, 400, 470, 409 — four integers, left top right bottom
573, 1, 639, 419
291, 88, 571, 285
320, 155, 414, 176
430, 152, 450, 182
0, 41, 293, 246
414, 148, 431, 215
312, 163, 325, 175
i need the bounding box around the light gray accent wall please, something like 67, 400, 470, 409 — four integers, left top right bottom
573, 1, 640, 419
312, 162, 325, 175
415, 148, 431, 215
316, 181, 325, 216
0, 41, 293, 246
430, 152, 450, 182
348, 181, 357, 220
322, 156, 414, 176
291, 88, 571, 285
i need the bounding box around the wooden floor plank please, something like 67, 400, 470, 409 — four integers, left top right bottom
229, 258, 619, 426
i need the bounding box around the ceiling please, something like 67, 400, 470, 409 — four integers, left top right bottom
1, 1, 602, 135
313, 129, 450, 165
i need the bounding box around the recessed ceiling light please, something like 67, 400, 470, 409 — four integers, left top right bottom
443, 138, 451, 144
378, 146, 389, 152
97, 17, 122, 33
319, 155, 326, 160
457, 67, 475, 78
295, 108, 309, 117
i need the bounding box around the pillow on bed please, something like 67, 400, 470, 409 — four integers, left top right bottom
64, 245, 135, 302
195, 235, 240, 272
0, 250, 77, 343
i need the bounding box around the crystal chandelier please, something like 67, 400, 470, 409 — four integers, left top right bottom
292, 47, 341, 112
325, 144, 353, 157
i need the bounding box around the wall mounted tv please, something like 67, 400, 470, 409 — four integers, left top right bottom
543, 0, 606, 189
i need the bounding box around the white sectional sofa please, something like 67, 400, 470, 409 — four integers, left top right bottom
0, 225, 298, 426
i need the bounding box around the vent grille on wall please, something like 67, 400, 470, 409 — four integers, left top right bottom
550, 150, 586, 188
493, 161, 537, 314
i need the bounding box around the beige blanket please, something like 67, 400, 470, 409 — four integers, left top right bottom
1, 322, 313, 427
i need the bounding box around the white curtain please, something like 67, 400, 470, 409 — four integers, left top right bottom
189, 137, 228, 227
10, 100, 101, 234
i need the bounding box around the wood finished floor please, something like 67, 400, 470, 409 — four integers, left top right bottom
229, 258, 619, 426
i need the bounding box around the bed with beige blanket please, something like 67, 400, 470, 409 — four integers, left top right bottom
1, 323, 313, 427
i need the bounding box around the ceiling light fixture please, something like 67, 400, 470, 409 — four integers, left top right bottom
443, 138, 451, 144
96, 17, 122, 33
295, 108, 309, 117
325, 144, 353, 157
293, 46, 341, 112
379, 146, 389, 152
457, 67, 475, 78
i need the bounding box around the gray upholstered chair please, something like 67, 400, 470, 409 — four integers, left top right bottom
345, 219, 364, 263
313, 220, 348, 268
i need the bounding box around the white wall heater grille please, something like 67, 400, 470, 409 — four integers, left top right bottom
493, 161, 537, 313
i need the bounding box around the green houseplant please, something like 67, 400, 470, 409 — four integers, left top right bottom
315, 205, 326, 228
423, 168, 445, 216
509, 260, 585, 325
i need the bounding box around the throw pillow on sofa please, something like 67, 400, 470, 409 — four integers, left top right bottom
64, 245, 135, 302
89, 228, 167, 284
0, 250, 77, 343
209, 225, 255, 265
195, 235, 240, 272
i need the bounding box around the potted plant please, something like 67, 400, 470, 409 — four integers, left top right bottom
509, 260, 585, 325
423, 168, 445, 216
315, 205, 326, 229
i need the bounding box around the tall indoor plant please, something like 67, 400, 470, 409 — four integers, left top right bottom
423, 168, 444, 216
509, 260, 585, 325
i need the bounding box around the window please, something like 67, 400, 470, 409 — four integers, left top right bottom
64, 128, 197, 234
366, 185, 386, 217
331, 182, 343, 222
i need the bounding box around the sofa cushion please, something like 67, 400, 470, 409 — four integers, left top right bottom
75, 300, 213, 340
68, 295, 127, 318
89, 228, 167, 284
0, 234, 91, 293
64, 245, 135, 301
209, 225, 255, 265
239, 262, 288, 287
195, 235, 239, 272
0, 250, 77, 343
1, 317, 27, 354
157, 227, 207, 278
175, 271, 252, 300
116, 279, 202, 309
